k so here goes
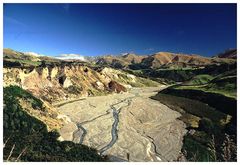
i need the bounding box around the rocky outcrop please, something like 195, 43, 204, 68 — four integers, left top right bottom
3, 65, 111, 102
3, 48, 161, 104
108, 81, 127, 93
4, 64, 158, 103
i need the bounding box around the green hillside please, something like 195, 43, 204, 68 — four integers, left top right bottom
183, 74, 214, 85
3, 86, 106, 162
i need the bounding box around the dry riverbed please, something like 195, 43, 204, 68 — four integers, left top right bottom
57, 86, 187, 162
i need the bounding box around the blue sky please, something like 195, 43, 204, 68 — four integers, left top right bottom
4, 3, 237, 57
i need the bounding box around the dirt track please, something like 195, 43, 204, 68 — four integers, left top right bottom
57, 86, 187, 162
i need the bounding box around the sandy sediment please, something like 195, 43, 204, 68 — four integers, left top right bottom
57, 86, 187, 162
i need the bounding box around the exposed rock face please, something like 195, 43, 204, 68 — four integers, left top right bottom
96, 81, 105, 90
99, 67, 159, 88
4, 65, 156, 103
3, 65, 112, 103
63, 77, 73, 88
108, 81, 127, 93
51, 67, 58, 79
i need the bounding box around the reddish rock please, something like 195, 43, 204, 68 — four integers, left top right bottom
108, 81, 127, 93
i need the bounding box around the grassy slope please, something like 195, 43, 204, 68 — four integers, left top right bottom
128, 62, 237, 84
151, 93, 229, 126
182, 74, 214, 85
125, 69, 176, 85
151, 92, 236, 161
175, 72, 236, 99
3, 86, 105, 162
152, 69, 237, 161
4, 58, 41, 66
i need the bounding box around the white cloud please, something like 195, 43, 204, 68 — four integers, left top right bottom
56, 54, 86, 61
24, 52, 44, 57
121, 53, 129, 56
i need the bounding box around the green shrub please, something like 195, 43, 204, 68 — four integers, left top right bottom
184, 74, 214, 85
151, 93, 227, 123
3, 86, 105, 162
183, 135, 216, 161
199, 118, 215, 134
152, 91, 236, 161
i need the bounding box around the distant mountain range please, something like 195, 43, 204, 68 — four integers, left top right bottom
3, 48, 236, 69
214, 49, 237, 59
95, 50, 236, 69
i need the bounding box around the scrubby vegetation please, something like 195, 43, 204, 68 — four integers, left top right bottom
161, 86, 237, 118
154, 65, 237, 162
151, 93, 229, 125
125, 69, 176, 85
175, 76, 236, 99
141, 68, 197, 82
4, 59, 41, 67
3, 86, 106, 162
127, 62, 236, 83
182, 133, 216, 161
183, 74, 214, 85
152, 92, 236, 161
131, 77, 159, 87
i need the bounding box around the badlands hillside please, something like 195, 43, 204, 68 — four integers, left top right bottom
3, 48, 237, 162
3, 48, 159, 103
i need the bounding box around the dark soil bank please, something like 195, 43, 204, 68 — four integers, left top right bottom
152, 88, 237, 161
161, 87, 237, 123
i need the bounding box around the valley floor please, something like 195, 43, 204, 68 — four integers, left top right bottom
57, 86, 187, 162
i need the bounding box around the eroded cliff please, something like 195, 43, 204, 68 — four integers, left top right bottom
3, 64, 159, 103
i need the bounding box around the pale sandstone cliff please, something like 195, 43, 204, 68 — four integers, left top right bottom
4, 65, 126, 103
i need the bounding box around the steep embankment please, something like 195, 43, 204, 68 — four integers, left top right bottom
152, 81, 237, 161
3, 65, 159, 103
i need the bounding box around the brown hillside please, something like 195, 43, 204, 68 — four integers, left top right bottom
122, 53, 146, 63
215, 49, 237, 59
